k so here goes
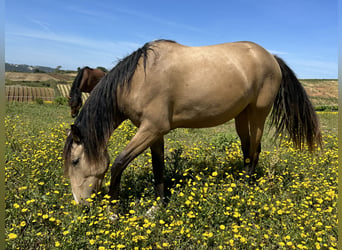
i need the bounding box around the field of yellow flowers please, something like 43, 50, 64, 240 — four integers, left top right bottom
5, 103, 337, 249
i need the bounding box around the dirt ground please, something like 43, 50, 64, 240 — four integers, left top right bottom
5, 72, 76, 83
301, 80, 338, 99
5, 72, 338, 102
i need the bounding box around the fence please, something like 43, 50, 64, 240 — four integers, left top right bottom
57, 84, 89, 103
5, 84, 89, 103
5, 86, 55, 102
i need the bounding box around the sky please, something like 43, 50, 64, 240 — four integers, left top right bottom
5, 0, 338, 78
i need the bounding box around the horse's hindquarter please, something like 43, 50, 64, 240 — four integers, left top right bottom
166, 42, 280, 128
123, 41, 281, 130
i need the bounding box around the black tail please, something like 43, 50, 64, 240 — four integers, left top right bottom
271, 56, 322, 151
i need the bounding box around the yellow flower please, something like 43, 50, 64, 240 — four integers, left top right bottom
240, 237, 247, 243
89, 239, 96, 245
212, 171, 218, 177
219, 225, 225, 230
278, 242, 285, 247
286, 241, 293, 246
55, 241, 60, 247
187, 211, 196, 218
8, 233, 17, 240
20, 221, 26, 227
185, 200, 191, 206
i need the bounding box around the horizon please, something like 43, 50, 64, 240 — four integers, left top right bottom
5, 0, 338, 79
4, 62, 339, 80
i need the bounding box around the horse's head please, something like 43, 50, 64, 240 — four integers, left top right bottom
68, 90, 83, 118
63, 125, 109, 204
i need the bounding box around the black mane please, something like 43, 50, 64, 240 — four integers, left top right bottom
64, 39, 176, 168
68, 67, 90, 107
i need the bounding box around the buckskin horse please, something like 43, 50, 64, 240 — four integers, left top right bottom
63, 39, 321, 206
68, 66, 106, 117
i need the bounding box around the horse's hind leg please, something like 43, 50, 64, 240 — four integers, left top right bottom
235, 108, 251, 168
150, 137, 165, 202
247, 107, 269, 176
235, 106, 267, 177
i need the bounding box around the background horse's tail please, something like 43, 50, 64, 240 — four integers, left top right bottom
271, 55, 322, 151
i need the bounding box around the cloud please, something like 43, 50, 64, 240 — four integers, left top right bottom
115, 7, 203, 33
7, 28, 141, 54
6, 27, 142, 70
66, 5, 108, 19
291, 59, 337, 78
29, 18, 53, 33
268, 50, 288, 55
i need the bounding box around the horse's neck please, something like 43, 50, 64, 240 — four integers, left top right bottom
80, 78, 93, 93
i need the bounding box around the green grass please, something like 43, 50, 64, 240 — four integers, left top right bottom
5, 103, 337, 249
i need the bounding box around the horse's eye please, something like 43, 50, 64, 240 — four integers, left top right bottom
72, 158, 80, 166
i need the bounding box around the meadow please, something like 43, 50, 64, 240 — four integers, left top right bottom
5, 102, 337, 249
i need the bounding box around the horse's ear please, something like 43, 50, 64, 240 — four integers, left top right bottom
70, 125, 82, 143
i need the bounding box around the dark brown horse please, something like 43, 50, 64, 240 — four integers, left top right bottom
68, 67, 106, 117
63, 40, 321, 207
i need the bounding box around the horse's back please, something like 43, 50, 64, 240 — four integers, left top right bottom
153, 41, 279, 91
124, 41, 281, 129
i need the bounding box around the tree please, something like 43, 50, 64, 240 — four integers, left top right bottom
55, 66, 62, 73
96, 66, 108, 73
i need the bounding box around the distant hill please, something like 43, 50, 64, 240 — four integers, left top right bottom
5, 63, 56, 73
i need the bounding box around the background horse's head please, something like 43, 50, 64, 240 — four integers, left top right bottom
68, 88, 82, 118
63, 125, 110, 204
68, 67, 105, 118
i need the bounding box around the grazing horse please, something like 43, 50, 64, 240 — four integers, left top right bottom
68, 67, 106, 117
63, 39, 321, 205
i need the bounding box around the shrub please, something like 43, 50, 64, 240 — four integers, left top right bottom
210, 132, 238, 152
315, 105, 338, 111
54, 96, 68, 105
35, 98, 44, 105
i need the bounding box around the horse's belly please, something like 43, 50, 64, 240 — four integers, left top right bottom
171, 95, 249, 129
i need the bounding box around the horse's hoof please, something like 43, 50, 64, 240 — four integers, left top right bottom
146, 205, 159, 218
108, 213, 120, 221
106, 205, 120, 221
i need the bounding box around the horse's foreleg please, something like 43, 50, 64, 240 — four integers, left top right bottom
108, 125, 163, 202
150, 137, 165, 202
